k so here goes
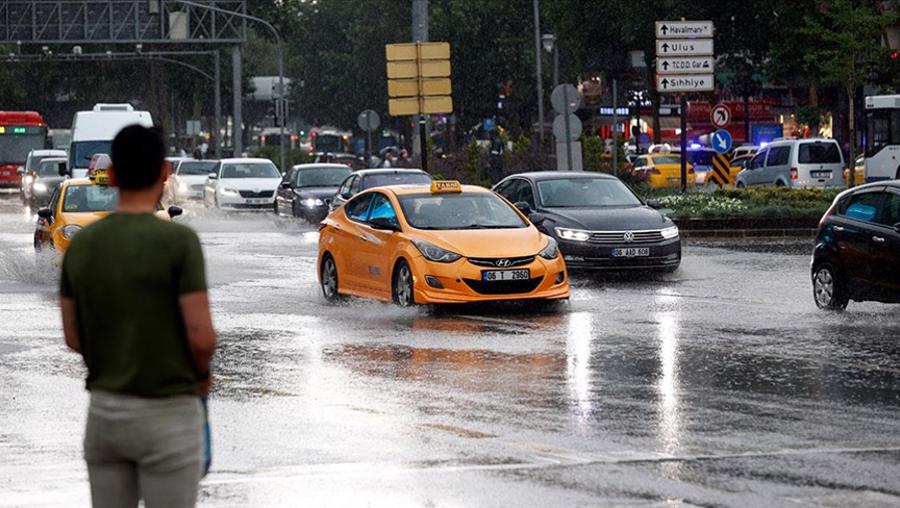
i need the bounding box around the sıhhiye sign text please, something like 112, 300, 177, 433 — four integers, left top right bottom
656, 75, 714, 92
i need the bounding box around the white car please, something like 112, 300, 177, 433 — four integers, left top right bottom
203, 158, 282, 210
164, 159, 218, 205
735, 138, 846, 189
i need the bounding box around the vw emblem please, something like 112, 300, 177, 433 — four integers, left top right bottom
623, 231, 635, 243
495, 259, 512, 268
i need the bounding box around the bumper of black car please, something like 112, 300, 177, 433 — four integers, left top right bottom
300, 206, 330, 224
558, 237, 682, 270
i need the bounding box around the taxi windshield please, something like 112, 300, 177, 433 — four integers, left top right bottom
537, 178, 642, 208
221, 163, 280, 179
62, 184, 118, 212
399, 193, 527, 230
651, 155, 681, 165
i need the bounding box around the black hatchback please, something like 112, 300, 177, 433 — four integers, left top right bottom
812, 181, 900, 310
493, 172, 681, 271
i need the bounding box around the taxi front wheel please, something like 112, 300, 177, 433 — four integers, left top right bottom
393, 260, 415, 307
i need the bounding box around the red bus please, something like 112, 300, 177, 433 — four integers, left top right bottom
0, 111, 49, 187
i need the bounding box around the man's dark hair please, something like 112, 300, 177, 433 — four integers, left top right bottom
111, 125, 166, 190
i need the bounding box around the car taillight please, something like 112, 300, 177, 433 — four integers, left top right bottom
650, 168, 661, 175
790, 167, 798, 180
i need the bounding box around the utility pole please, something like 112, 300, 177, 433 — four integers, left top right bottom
612, 78, 618, 177
412, 0, 429, 167
214, 49, 222, 158
533, 0, 544, 149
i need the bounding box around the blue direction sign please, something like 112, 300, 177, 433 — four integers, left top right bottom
711, 129, 733, 154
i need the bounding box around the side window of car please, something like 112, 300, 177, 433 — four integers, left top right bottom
839, 192, 885, 223
345, 193, 373, 222
48, 189, 60, 218
634, 157, 647, 168
349, 175, 362, 195
494, 181, 514, 201
500, 179, 522, 202
283, 169, 295, 187
368, 193, 398, 224
337, 176, 352, 197
766, 147, 790, 166
750, 150, 767, 169
875, 192, 900, 226
517, 181, 536, 209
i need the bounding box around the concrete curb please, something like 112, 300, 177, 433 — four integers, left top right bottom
673, 217, 819, 239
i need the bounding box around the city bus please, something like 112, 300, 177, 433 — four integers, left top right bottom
864, 94, 900, 182
0, 111, 49, 188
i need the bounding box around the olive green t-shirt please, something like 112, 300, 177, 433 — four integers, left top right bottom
60, 213, 207, 398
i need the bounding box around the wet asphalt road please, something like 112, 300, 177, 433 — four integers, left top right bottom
0, 191, 898, 507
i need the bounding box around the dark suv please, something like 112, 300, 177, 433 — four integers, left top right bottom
812, 181, 900, 310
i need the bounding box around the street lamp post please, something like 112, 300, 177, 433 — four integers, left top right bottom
173, 0, 286, 171
542, 33, 558, 88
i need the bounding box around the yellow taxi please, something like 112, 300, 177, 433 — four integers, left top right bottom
632, 153, 696, 188
844, 156, 866, 187
317, 181, 570, 306
34, 169, 181, 253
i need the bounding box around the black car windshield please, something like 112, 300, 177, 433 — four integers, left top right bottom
178, 161, 217, 176
221, 163, 280, 179
799, 142, 842, 164
295, 166, 352, 187
537, 178, 642, 208
399, 193, 527, 230
70, 141, 111, 167
364, 172, 432, 189
63, 185, 118, 212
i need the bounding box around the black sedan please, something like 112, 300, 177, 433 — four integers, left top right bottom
811, 181, 900, 310
21, 157, 68, 211
330, 168, 433, 210
275, 164, 352, 223
493, 172, 681, 271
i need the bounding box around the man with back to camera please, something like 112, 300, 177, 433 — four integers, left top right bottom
59, 125, 216, 508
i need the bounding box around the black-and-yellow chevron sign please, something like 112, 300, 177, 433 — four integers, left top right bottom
708, 153, 733, 187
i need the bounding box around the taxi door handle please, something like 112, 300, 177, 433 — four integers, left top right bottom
359, 234, 369, 242
872, 236, 886, 243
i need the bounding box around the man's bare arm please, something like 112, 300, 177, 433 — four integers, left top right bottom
179, 291, 217, 396
60, 297, 81, 353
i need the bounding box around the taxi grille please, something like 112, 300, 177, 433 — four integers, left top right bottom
589, 230, 664, 244
467, 256, 535, 268
463, 276, 543, 295
239, 190, 274, 198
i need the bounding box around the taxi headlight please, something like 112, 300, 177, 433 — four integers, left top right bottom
555, 227, 590, 242
220, 188, 239, 196
61, 225, 82, 239
412, 239, 461, 263
660, 226, 679, 239
32, 182, 48, 194
538, 236, 559, 260
301, 198, 325, 207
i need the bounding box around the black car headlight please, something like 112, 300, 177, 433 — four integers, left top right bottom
412, 239, 461, 263
660, 226, 679, 239
538, 236, 559, 260
555, 227, 590, 242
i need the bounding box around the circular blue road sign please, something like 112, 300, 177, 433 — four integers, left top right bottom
711, 129, 733, 154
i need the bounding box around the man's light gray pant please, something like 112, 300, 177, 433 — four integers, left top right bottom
84, 391, 203, 508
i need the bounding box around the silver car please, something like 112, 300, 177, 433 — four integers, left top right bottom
736, 138, 845, 189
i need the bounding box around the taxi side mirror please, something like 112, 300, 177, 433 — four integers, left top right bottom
528, 212, 546, 226
167, 206, 183, 218
341, 191, 352, 199
514, 201, 532, 214
207, 172, 217, 180
646, 199, 660, 209
37, 208, 52, 220
369, 217, 400, 232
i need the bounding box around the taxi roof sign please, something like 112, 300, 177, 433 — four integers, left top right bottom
89, 169, 111, 186
430, 180, 462, 193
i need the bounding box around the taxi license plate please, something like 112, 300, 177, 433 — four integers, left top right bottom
245, 198, 267, 204
482, 269, 530, 282
612, 248, 650, 257
667, 177, 680, 183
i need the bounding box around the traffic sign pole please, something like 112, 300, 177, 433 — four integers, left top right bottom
563, 86, 572, 171
680, 95, 687, 193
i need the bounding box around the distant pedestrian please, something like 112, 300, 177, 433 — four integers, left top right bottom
382, 151, 395, 168
192, 145, 203, 160
60, 125, 216, 508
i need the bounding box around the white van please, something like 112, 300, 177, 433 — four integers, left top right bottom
735, 138, 845, 189
69, 104, 153, 178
